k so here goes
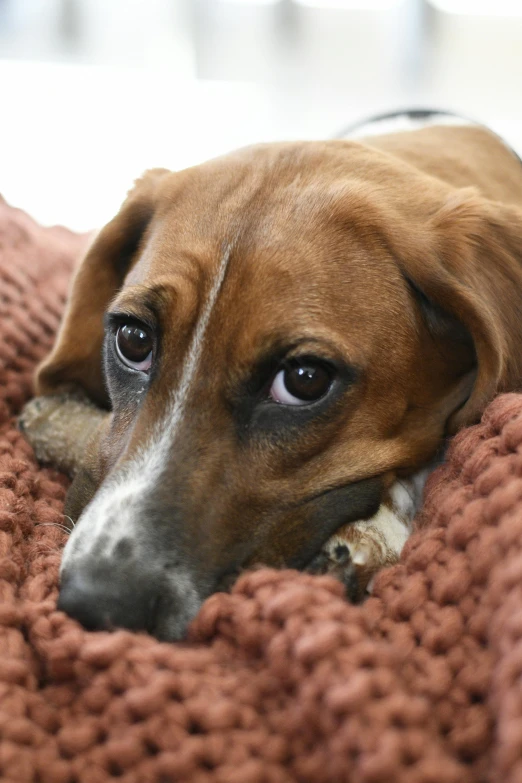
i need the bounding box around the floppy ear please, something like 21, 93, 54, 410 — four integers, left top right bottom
401, 189, 522, 434
36, 168, 170, 407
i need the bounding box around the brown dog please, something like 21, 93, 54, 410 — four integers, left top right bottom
20, 112, 522, 640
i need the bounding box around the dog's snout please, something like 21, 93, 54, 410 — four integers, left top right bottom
58, 560, 160, 634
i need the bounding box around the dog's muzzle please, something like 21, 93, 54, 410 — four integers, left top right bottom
57, 464, 385, 638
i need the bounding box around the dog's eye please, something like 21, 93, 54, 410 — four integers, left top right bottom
115, 323, 153, 372
269, 360, 333, 405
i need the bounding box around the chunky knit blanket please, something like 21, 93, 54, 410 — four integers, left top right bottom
2, 196, 522, 783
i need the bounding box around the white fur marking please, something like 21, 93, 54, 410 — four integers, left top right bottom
319, 465, 435, 596
62, 246, 232, 566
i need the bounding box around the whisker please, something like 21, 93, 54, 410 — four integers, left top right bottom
63, 514, 76, 529
35, 522, 72, 535
33, 543, 62, 555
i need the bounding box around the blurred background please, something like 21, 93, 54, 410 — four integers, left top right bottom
0, 0, 521, 230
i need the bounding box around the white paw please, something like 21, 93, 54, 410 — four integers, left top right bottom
307, 475, 427, 600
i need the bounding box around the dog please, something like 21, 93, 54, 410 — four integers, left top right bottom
19, 110, 522, 641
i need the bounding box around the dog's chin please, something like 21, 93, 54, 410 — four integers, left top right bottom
152, 573, 205, 641
151, 604, 202, 642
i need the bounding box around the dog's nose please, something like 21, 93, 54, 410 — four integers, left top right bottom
58, 561, 159, 633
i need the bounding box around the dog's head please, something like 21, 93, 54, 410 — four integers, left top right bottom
38, 140, 522, 639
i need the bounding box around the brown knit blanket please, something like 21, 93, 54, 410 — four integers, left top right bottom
2, 196, 522, 783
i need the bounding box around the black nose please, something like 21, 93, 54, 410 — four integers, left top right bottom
58, 560, 160, 633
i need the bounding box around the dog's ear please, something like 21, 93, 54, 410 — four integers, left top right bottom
401, 189, 522, 434
36, 168, 170, 407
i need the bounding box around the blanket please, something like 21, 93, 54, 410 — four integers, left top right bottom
1, 196, 522, 783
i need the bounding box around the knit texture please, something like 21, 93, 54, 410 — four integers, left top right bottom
1, 196, 522, 783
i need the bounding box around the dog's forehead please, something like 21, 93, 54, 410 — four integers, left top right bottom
128, 147, 405, 288
124, 217, 396, 336
120, 177, 414, 374
147, 140, 400, 246
118, 142, 416, 371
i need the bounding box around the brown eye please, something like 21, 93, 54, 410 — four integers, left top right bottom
115, 323, 153, 372
269, 361, 333, 405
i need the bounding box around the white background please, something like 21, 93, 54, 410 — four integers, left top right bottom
1, 0, 521, 231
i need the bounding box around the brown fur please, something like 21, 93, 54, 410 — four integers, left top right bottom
23, 124, 522, 622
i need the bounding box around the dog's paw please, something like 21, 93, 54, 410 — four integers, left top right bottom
306, 520, 384, 602
19, 392, 105, 476
307, 478, 424, 601
19, 393, 69, 451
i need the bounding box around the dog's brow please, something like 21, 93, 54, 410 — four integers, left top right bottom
246, 335, 354, 378
107, 304, 157, 330
111, 284, 173, 319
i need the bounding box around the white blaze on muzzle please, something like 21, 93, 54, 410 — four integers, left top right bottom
61, 245, 232, 569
